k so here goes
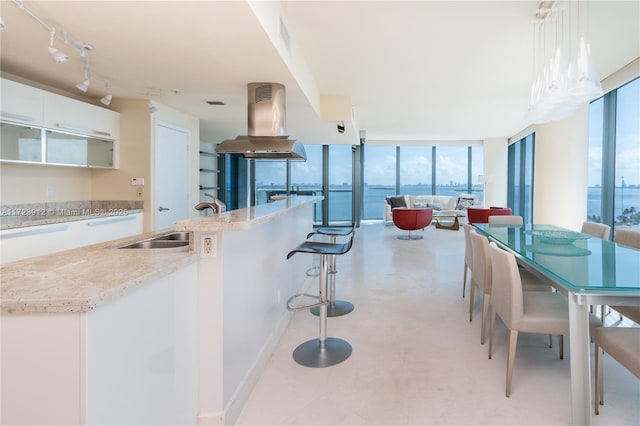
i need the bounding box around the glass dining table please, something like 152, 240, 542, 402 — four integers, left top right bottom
474, 223, 640, 426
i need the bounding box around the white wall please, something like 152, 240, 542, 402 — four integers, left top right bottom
533, 106, 590, 230
482, 138, 508, 208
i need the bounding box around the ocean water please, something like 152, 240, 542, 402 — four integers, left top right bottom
258, 185, 640, 224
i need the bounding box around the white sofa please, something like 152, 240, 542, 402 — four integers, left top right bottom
384, 194, 479, 223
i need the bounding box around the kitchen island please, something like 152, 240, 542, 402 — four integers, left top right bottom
1, 196, 320, 425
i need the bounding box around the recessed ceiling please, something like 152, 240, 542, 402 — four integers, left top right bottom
1, 1, 638, 146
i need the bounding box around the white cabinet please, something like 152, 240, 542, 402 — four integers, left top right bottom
0, 213, 143, 264
0, 78, 44, 125
1, 263, 198, 425
43, 91, 119, 141
0, 78, 120, 169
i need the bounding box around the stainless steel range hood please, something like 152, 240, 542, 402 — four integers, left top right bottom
215, 83, 306, 160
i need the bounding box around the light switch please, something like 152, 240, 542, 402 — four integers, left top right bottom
131, 178, 145, 186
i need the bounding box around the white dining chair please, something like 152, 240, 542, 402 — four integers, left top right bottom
488, 215, 523, 225
581, 222, 612, 322
468, 230, 553, 345
487, 242, 600, 397
462, 223, 474, 298
581, 221, 611, 240
592, 326, 640, 415
614, 229, 640, 249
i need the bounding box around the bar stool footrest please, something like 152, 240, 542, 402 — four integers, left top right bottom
286, 293, 325, 312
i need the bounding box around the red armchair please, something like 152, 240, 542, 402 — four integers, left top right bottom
392, 207, 433, 240
467, 207, 512, 224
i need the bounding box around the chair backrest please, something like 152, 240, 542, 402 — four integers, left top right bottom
581, 221, 611, 240
488, 215, 523, 225
488, 207, 513, 217
463, 223, 474, 267
469, 229, 492, 294
614, 229, 640, 249
467, 208, 490, 224
392, 208, 432, 230
488, 242, 524, 329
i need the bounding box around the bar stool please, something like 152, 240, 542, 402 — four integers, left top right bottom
306, 227, 355, 317
286, 237, 354, 367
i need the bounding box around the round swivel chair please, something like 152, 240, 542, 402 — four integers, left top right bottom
392, 207, 433, 240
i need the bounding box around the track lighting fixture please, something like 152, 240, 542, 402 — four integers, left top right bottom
76, 65, 91, 92
76, 78, 90, 92
100, 83, 113, 106
48, 29, 68, 64
100, 93, 113, 106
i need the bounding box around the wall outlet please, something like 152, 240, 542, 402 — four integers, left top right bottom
136, 187, 143, 197
201, 234, 216, 258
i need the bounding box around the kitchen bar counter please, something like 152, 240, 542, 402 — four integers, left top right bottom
173, 195, 322, 232
0, 196, 320, 315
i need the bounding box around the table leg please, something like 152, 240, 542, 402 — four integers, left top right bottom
568, 293, 592, 426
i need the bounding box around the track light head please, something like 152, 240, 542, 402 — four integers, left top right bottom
100, 93, 113, 106
48, 46, 69, 64
76, 78, 90, 92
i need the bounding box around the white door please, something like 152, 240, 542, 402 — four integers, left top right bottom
154, 121, 190, 230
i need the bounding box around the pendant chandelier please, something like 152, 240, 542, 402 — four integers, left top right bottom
526, 0, 603, 124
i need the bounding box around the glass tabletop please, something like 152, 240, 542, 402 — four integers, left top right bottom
474, 224, 640, 293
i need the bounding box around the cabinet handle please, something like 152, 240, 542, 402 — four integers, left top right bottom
86, 216, 136, 226
158, 206, 170, 212
55, 123, 112, 138
1, 111, 36, 123
0, 225, 68, 240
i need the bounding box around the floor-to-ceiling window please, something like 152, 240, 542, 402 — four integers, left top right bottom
291, 144, 323, 224
254, 161, 286, 205
588, 77, 640, 235
435, 146, 468, 197
508, 134, 534, 223
227, 143, 483, 223
363, 145, 396, 220
399, 146, 432, 197
328, 145, 353, 225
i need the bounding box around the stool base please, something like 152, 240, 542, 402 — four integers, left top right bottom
398, 235, 423, 240
292, 337, 352, 368
310, 300, 354, 317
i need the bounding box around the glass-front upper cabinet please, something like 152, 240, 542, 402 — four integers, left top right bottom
0, 121, 114, 168
0, 122, 42, 162
46, 130, 114, 167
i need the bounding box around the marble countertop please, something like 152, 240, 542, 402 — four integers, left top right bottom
174, 195, 322, 232
1, 200, 144, 230
1, 196, 322, 315
0, 230, 198, 314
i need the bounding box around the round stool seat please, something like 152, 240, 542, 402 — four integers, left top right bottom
306, 227, 354, 239
287, 239, 353, 259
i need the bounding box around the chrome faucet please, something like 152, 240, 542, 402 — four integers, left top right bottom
195, 194, 226, 215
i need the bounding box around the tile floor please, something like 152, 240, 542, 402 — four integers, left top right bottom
235, 222, 639, 426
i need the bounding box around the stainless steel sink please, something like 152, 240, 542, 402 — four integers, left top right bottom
118, 232, 190, 249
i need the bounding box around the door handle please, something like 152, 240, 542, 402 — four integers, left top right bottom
158, 206, 170, 212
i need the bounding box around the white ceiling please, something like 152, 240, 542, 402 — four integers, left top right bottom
1, 1, 638, 146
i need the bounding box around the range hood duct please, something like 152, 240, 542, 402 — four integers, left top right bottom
215, 83, 306, 160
